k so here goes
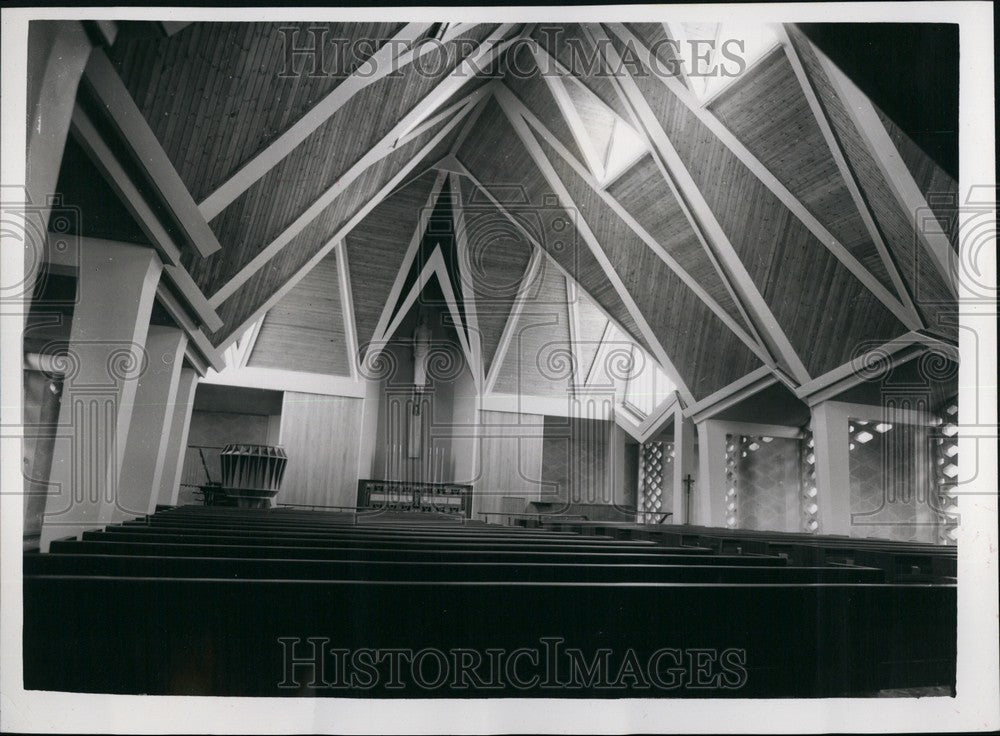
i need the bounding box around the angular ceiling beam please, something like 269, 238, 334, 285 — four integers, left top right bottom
452, 163, 686, 404
199, 23, 514, 220
375, 246, 478, 388
807, 37, 959, 298
212, 114, 469, 352
587, 24, 812, 385
69, 103, 224, 334
683, 365, 778, 423
606, 23, 920, 330
209, 88, 486, 307
794, 331, 932, 407
531, 41, 770, 359
366, 171, 448, 355
198, 21, 429, 220
776, 24, 924, 328
449, 172, 484, 384
492, 83, 697, 407
80, 49, 222, 258
497, 82, 772, 366
335, 240, 361, 381
483, 247, 544, 396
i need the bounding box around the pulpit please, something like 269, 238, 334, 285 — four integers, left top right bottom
218, 443, 288, 508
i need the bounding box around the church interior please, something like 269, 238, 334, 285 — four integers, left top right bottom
19, 19, 960, 698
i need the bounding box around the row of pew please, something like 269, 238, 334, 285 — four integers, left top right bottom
23, 505, 956, 697
532, 520, 958, 583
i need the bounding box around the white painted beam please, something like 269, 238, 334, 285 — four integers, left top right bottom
209, 88, 486, 308
81, 50, 221, 258
607, 23, 920, 327
810, 39, 958, 296
775, 24, 924, 329
199, 24, 515, 221
492, 83, 697, 407
211, 106, 474, 352
588, 24, 812, 386
531, 41, 773, 368
499, 82, 772, 365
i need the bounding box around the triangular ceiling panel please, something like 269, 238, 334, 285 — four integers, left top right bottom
605, 152, 751, 334
108, 21, 407, 201
538, 134, 763, 399
344, 170, 441, 355
707, 45, 898, 295
455, 97, 656, 359
530, 23, 632, 121
455, 175, 535, 377
247, 248, 350, 376
616, 34, 909, 376
573, 287, 610, 385
562, 77, 616, 164
390, 178, 468, 334
493, 255, 572, 396
502, 43, 589, 166
784, 26, 956, 342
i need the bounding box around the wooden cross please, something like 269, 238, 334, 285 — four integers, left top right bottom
683, 474, 695, 525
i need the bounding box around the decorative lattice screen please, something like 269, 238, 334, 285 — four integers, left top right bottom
932, 400, 959, 545
638, 441, 669, 523
726, 434, 804, 532
799, 425, 819, 533
848, 418, 939, 542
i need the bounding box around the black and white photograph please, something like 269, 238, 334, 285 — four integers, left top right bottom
0, 2, 997, 733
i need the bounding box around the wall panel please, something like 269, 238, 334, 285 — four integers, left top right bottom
278, 391, 365, 508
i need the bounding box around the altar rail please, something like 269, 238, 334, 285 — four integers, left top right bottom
357, 479, 473, 518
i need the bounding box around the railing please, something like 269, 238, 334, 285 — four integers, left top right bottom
180, 444, 227, 487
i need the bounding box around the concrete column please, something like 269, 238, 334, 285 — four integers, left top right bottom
116, 326, 188, 519
695, 419, 729, 528
41, 237, 161, 550
672, 406, 696, 525
157, 366, 198, 507
810, 401, 852, 536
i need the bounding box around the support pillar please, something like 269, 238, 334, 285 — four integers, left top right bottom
157, 366, 198, 507
117, 326, 187, 518
696, 419, 729, 528
40, 238, 161, 550
810, 401, 853, 536
672, 406, 696, 525
26, 21, 94, 230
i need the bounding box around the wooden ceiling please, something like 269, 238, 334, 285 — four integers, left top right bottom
70, 20, 957, 407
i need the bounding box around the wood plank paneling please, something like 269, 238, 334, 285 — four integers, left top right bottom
209, 120, 450, 346
278, 392, 364, 508
876, 107, 958, 251
542, 135, 762, 399
345, 171, 440, 353
457, 99, 655, 358
531, 24, 631, 120
541, 415, 613, 504
185, 27, 491, 295
247, 248, 350, 375
575, 288, 608, 383
787, 27, 956, 341
503, 44, 588, 165
494, 257, 573, 396
109, 22, 405, 201
606, 153, 747, 330
475, 410, 545, 515
456, 176, 535, 377
624, 45, 909, 376
709, 47, 895, 292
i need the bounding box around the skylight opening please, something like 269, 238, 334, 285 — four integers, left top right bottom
553, 75, 648, 186
666, 22, 781, 105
